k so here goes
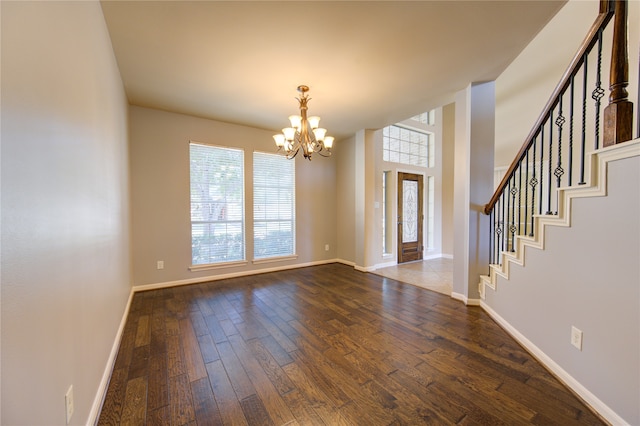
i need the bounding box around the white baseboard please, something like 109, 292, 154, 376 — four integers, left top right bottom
354, 264, 376, 272
451, 292, 481, 306
133, 258, 342, 293
480, 301, 627, 426
87, 288, 135, 425
424, 252, 450, 260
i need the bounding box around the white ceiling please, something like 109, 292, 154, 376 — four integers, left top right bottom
100, 0, 566, 140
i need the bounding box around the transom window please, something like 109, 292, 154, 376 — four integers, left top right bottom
383, 125, 432, 167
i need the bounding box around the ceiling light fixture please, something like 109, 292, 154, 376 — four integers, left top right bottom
273, 85, 334, 160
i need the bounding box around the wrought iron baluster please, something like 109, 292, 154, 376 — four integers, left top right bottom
509, 176, 517, 252
518, 160, 523, 236
547, 111, 554, 215
569, 75, 575, 186
579, 54, 588, 185
489, 208, 494, 265
592, 28, 605, 149
530, 137, 537, 237
498, 195, 504, 263
506, 179, 511, 252
539, 125, 545, 215
554, 96, 565, 215
524, 150, 529, 237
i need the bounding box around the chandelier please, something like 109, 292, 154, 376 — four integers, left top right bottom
273, 85, 334, 160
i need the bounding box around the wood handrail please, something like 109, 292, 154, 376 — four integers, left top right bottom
484, 0, 615, 215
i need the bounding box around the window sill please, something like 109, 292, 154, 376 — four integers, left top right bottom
252, 255, 298, 265
189, 260, 249, 272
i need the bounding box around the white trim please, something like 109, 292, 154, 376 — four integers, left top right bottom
451, 292, 481, 306
354, 264, 376, 273
135, 259, 341, 292
480, 301, 628, 426
423, 252, 445, 260
336, 258, 356, 268
372, 260, 397, 270
87, 288, 135, 425
252, 254, 298, 265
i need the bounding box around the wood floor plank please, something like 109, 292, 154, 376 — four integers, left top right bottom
280, 389, 325, 426
134, 315, 151, 347
257, 333, 295, 366
247, 337, 295, 395
215, 340, 255, 400
179, 317, 208, 382
282, 359, 351, 425
191, 376, 224, 425
239, 394, 275, 426
99, 263, 606, 425
147, 352, 168, 411
97, 368, 128, 425
197, 332, 220, 364
127, 344, 150, 380
168, 373, 196, 425
166, 334, 186, 378
204, 313, 228, 344
228, 333, 296, 425
146, 405, 170, 426
120, 376, 147, 426
205, 360, 249, 426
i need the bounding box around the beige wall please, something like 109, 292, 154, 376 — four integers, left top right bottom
453, 83, 495, 302
1, 2, 131, 424
484, 148, 640, 425
336, 135, 357, 264
129, 106, 337, 286
441, 103, 456, 256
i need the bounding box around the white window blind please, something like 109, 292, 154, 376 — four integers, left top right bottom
190, 143, 245, 265
253, 152, 295, 259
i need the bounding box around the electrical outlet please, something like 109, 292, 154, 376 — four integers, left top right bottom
157, 260, 164, 270
571, 326, 583, 350
65, 385, 74, 424
325, 244, 330, 251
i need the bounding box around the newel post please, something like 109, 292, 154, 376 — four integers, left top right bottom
603, 0, 634, 146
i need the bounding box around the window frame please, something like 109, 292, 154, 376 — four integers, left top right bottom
189, 141, 247, 270
252, 150, 297, 263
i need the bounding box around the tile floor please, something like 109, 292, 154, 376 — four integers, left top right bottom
372, 257, 453, 296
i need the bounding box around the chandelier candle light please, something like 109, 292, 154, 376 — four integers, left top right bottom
273, 85, 334, 160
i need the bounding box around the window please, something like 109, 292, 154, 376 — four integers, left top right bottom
190, 143, 245, 265
382, 171, 392, 255
253, 152, 295, 259
382, 125, 432, 167
410, 110, 434, 125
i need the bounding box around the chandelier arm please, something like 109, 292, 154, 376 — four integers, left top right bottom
286, 148, 300, 160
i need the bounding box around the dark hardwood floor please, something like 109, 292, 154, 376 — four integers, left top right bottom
98, 263, 604, 425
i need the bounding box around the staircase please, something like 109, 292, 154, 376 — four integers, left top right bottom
480, 138, 639, 295
478, 1, 638, 424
